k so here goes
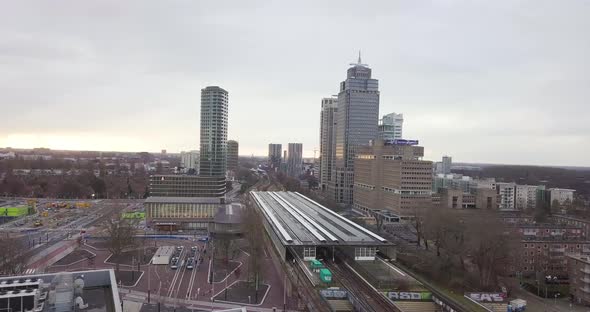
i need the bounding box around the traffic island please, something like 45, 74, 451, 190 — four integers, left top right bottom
211, 259, 241, 283
106, 247, 158, 266
212, 280, 270, 305
53, 249, 96, 266
85, 239, 110, 250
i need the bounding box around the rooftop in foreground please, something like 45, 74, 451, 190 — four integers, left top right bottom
0, 269, 121, 312
251, 191, 391, 247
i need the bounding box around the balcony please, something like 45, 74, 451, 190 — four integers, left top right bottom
580, 267, 590, 274
581, 287, 590, 294
581, 277, 590, 284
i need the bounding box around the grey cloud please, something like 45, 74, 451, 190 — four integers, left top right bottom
0, 0, 588, 165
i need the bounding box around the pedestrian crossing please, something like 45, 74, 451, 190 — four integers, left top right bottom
23, 268, 37, 275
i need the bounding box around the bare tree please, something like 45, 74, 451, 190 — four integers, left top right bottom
371, 211, 385, 234
424, 208, 452, 257
464, 212, 515, 290
241, 201, 265, 297
216, 234, 234, 265
0, 235, 26, 275
103, 213, 137, 275
411, 207, 427, 249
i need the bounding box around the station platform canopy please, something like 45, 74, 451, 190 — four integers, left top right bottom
250, 191, 392, 248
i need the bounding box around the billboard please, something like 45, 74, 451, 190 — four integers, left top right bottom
385, 291, 432, 301
0, 206, 29, 217
465, 292, 507, 303
320, 288, 347, 299
385, 139, 419, 146
122, 212, 145, 219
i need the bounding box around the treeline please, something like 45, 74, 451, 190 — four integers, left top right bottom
0, 172, 148, 199
413, 209, 515, 291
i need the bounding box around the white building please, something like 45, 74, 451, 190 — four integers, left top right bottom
515, 185, 541, 211
496, 182, 516, 211
549, 188, 575, 207
180, 150, 200, 173
378, 112, 403, 140
0, 152, 15, 160
475, 178, 497, 190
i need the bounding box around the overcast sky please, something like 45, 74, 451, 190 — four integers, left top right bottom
1, 0, 589, 166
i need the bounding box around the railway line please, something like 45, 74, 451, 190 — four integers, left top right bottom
326, 259, 399, 312
288, 259, 331, 312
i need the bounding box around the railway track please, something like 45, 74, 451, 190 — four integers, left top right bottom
326, 261, 399, 312
289, 260, 331, 312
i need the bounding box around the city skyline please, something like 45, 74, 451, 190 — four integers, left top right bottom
1, 1, 589, 166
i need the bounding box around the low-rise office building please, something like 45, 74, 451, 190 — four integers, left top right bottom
149, 174, 225, 198
549, 188, 576, 209
353, 139, 432, 220
438, 187, 497, 210
144, 196, 223, 231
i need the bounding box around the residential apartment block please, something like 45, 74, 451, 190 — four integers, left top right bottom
568, 254, 590, 305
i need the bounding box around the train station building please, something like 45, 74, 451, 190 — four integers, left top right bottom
250, 191, 393, 262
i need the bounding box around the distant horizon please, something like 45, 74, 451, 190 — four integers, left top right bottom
3, 145, 590, 170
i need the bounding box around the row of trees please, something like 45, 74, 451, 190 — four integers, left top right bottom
0, 173, 148, 199
241, 200, 266, 288
237, 168, 260, 194
393, 208, 517, 291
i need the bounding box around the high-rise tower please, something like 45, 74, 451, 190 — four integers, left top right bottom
199, 86, 228, 177
319, 97, 338, 191
287, 143, 303, 177
329, 53, 380, 204
268, 144, 282, 169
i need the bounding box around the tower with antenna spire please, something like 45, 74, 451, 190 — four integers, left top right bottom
351, 50, 368, 67
327, 52, 380, 204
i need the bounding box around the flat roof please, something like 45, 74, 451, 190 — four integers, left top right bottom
0, 269, 121, 312
569, 254, 590, 264
145, 196, 221, 204
214, 203, 243, 224
251, 191, 391, 247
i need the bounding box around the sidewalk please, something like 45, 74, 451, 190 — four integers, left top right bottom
511, 287, 589, 312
